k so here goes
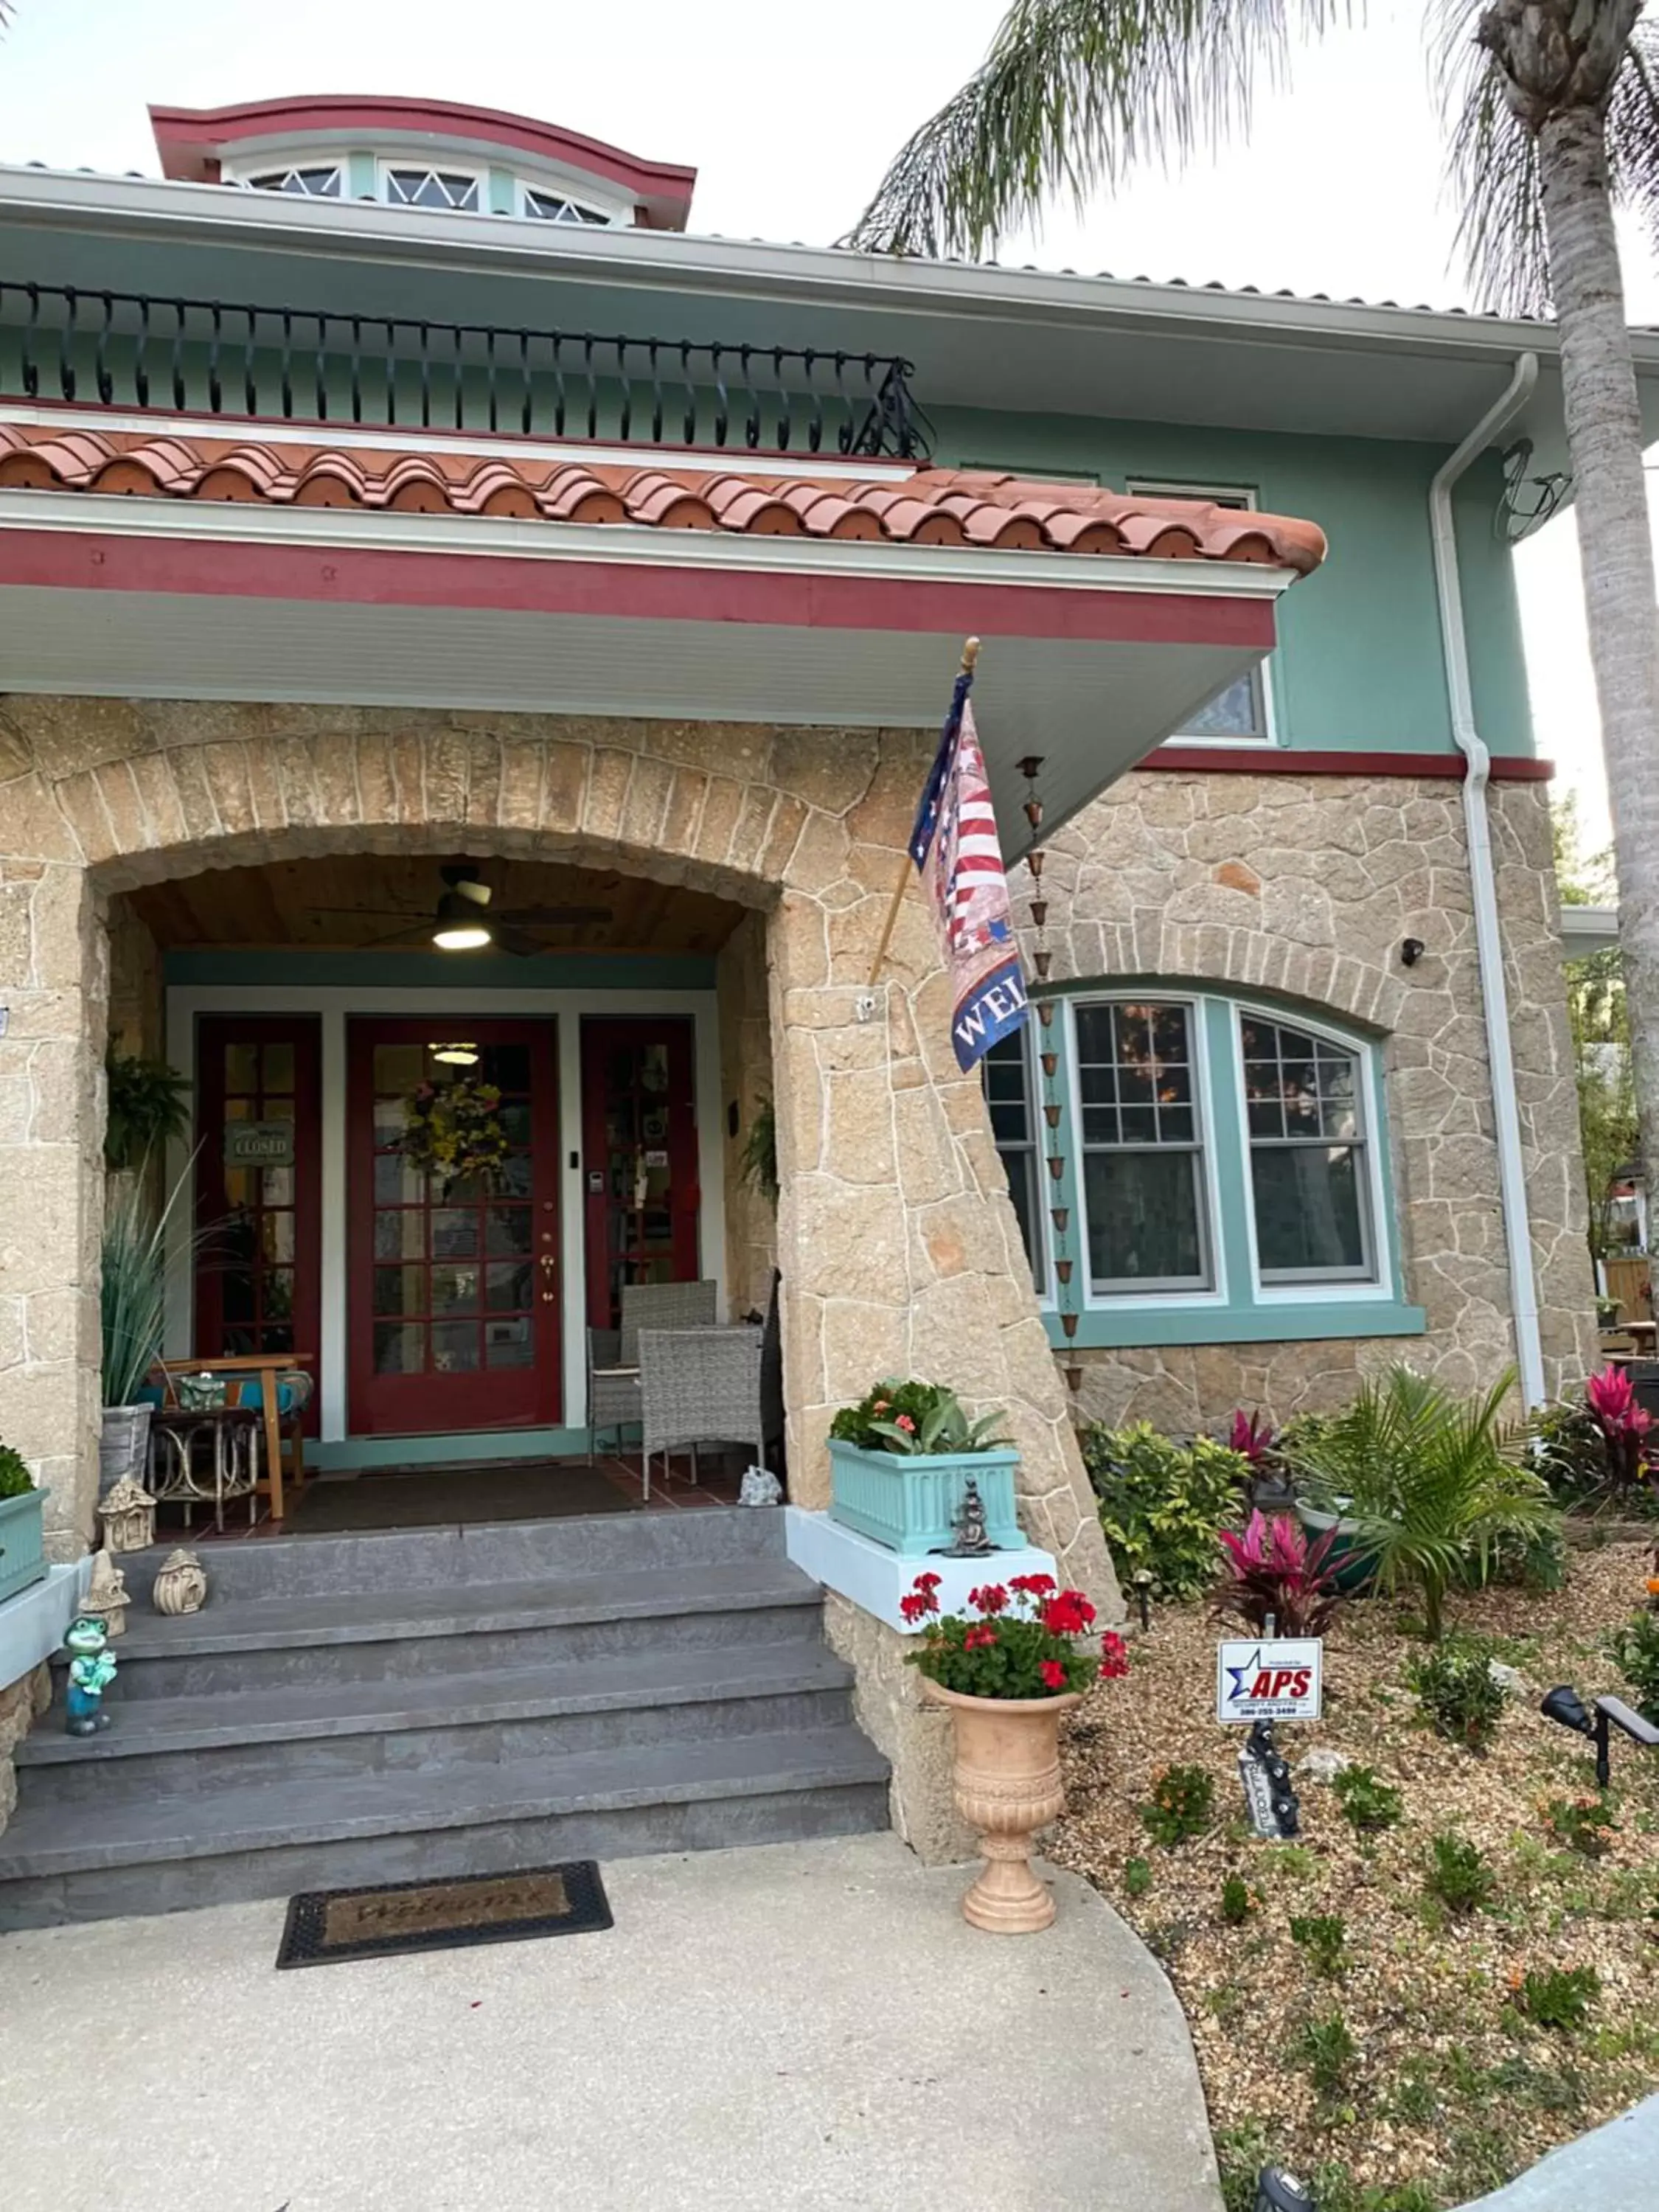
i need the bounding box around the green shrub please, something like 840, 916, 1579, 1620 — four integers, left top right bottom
1297, 2010, 1358, 2094
1540, 1793, 1618, 1859
1286, 1364, 1558, 1641
1425, 1830, 1495, 1913
1517, 1965, 1599, 2031
0, 1444, 32, 1500
1081, 1421, 1247, 1601
1411, 1638, 1507, 1751
1220, 1873, 1251, 1926
1124, 1855, 1152, 1899
1290, 1912, 1349, 1976
1332, 1764, 1404, 1833
1527, 1397, 1617, 1508
1607, 1610, 1659, 1726
1141, 1763, 1216, 1847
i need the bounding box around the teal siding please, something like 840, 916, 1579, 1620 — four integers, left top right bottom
163, 950, 717, 990
933, 406, 1532, 759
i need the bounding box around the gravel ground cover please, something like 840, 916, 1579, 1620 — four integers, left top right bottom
1049, 1541, 1659, 2211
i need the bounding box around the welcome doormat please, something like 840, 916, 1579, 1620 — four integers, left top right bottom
275, 1860, 613, 1968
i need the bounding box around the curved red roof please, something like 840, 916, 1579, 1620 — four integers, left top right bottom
147, 96, 697, 228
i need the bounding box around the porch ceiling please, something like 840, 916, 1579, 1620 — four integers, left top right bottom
124, 853, 745, 956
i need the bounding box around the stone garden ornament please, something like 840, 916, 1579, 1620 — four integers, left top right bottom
738, 1464, 782, 1507
97, 1475, 156, 1554
83, 1548, 131, 1638
151, 1548, 209, 1616
902, 1571, 1130, 1933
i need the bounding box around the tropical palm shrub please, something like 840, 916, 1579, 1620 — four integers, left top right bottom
1285, 1366, 1558, 1641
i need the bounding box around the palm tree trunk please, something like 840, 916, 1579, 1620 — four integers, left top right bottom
1537, 105, 1659, 1236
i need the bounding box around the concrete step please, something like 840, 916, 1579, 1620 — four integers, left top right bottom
0, 1725, 891, 1928
83, 1562, 824, 1699
17, 1641, 858, 1804
111, 1504, 788, 1604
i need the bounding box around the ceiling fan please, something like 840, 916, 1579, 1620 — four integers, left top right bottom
311, 862, 612, 957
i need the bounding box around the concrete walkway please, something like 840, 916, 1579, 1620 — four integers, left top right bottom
0, 1833, 1220, 2212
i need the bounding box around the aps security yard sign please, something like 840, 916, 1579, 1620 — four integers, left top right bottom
1217, 1638, 1324, 1725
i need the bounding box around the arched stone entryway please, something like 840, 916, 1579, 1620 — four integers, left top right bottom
0, 698, 1113, 1624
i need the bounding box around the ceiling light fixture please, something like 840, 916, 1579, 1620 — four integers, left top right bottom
431, 890, 494, 952
430, 1042, 479, 1067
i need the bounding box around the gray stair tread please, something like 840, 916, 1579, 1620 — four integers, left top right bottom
94, 1561, 822, 1658
0, 1725, 890, 1876
18, 1641, 854, 1764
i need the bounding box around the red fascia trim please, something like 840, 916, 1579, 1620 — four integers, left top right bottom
1136, 745, 1552, 781
0, 529, 1279, 647
147, 98, 698, 208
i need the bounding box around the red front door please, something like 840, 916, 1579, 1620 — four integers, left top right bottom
195, 1016, 323, 1430
347, 1020, 560, 1436
581, 1018, 700, 1329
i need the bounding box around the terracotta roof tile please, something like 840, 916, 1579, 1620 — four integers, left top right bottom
0, 425, 1326, 573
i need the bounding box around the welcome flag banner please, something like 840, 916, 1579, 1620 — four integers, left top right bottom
908, 671, 1029, 1074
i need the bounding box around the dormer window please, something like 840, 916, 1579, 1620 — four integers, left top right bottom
247, 165, 342, 198
522, 186, 613, 226
384, 166, 481, 212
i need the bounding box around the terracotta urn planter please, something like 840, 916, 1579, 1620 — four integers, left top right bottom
923, 1678, 1082, 1933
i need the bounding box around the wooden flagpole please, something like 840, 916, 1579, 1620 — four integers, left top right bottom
868, 636, 981, 985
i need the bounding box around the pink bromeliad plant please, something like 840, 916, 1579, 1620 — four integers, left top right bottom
1212, 1509, 1342, 1639
1585, 1366, 1658, 1494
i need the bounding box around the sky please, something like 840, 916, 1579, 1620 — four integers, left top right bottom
1, 0, 1652, 852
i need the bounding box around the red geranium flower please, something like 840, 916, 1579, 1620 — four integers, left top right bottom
915, 1571, 942, 1591
1098, 1632, 1129, 1681
963, 1624, 1000, 1650
1040, 1659, 1068, 1691
969, 1583, 1009, 1616
899, 1593, 931, 1623
1040, 1591, 1096, 1637
1009, 1572, 1057, 1597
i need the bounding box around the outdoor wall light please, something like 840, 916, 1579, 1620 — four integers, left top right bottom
1254, 2170, 1315, 2212
1541, 1683, 1659, 1789
1400, 937, 1425, 967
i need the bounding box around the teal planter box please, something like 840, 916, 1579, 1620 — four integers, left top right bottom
0, 1487, 48, 1607
828, 1441, 1023, 1558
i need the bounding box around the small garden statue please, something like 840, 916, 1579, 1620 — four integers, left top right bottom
939, 1476, 995, 1558
83, 1548, 131, 1638
151, 1548, 208, 1616
63, 1615, 117, 1736
738, 1464, 782, 1507
98, 1474, 156, 1554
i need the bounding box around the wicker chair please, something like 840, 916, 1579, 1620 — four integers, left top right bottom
637, 1324, 765, 1503
585, 1279, 718, 1462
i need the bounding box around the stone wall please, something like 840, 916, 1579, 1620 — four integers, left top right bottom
0, 1663, 50, 1836
107, 894, 164, 1060
1026, 766, 1598, 1436
0, 696, 1115, 1611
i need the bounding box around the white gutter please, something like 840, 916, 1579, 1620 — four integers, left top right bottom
1428, 352, 1546, 1407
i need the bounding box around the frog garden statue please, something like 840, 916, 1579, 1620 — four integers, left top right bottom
63, 1615, 117, 1736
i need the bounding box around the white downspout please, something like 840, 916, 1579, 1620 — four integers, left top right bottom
1428, 352, 1547, 1407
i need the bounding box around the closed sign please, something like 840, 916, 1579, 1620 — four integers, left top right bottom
224, 1120, 294, 1168
1217, 1638, 1323, 1724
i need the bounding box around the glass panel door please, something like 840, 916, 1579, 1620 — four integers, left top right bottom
194, 1018, 321, 1429
580, 1019, 700, 1328
347, 1020, 559, 1436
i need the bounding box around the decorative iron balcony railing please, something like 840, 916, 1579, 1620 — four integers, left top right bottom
0, 282, 931, 461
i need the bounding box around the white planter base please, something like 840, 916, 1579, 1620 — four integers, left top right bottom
785, 1507, 1059, 1635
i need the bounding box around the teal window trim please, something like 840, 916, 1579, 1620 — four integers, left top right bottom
345, 151, 378, 202
1034, 984, 1425, 1352
487, 167, 518, 217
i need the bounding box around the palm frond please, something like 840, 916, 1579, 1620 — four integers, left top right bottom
1438, 3, 1659, 314
845, 0, 1354, 258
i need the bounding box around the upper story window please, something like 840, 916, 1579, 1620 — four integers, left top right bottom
1074, 1001, 1211, 1293
247, 165, 342, 198
384, 166, 481, 212
983, 1029, 1046, 1294
1240, 1013, 1373, 1281
523, 186, 614, 226
1127, 481, 1276, 744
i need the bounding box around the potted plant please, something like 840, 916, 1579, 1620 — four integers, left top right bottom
827, 1379, 1023, 1556
99, 1165, 203, 1492
104, 1051, 190, 1175
904, 1571, 1128, 1932
0, 1442, 48, 1605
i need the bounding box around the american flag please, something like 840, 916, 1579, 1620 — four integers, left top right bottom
908, 675, 1029, 1073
